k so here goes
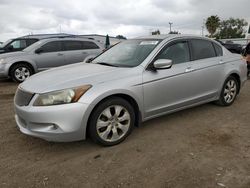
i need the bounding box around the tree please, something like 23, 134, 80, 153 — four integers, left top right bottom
105, 35, 110, 48
116, 35, 127, 40
151, 30, 161, 35
205, 15, 220, 37
215, 18, 248, 39
169, 31, 180, 34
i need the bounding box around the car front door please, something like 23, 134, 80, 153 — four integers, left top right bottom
143, 40, 198, 118
33, 41, 66, 71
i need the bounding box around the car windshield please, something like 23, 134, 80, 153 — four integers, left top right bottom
92, 39, 161, 67
0, 39, 12, 48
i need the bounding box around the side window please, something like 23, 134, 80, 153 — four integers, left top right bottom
191, 39, 216, 60
156, 41, 190, 64
213, 43, 223, 56
8, 40, 26, 49
40, 41, 62, 53
64, 41, 82, 51
82, 41, 100, 49
26, 39, 39, 46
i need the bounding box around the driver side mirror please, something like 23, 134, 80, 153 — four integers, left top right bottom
153, 59, 173, 70
35, 48, 43, 54
7, 45, 14, 51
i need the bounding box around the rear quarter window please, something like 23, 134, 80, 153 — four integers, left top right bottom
190, 39, 216, 60
82, 41, 100, 49
213, 43, 223, 56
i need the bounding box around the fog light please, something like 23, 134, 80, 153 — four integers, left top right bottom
49, 124, 58, 130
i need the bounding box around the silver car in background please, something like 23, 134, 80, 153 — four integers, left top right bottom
0, 37, 103, 82
14, 35, 247, 146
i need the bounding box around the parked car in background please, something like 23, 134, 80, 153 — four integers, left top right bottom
0, 33, 74, 54
216, 39, 243, 54
0, 37, 103, 82
14, 35, 247, 146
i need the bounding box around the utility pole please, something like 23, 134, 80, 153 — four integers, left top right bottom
169, 22, 173, 33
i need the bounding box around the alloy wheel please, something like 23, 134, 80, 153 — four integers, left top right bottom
224, 79, 237, 104
96, 105, 131, 142
14, 67, 31, 82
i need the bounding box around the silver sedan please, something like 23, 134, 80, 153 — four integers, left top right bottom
14, 35, 248, 146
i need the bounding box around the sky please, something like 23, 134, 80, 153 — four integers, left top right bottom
0, 0, 249, 42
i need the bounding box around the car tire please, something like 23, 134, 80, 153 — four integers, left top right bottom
216, 76, 239, 106
88, 97, 135, 146
10, 63, 33, 83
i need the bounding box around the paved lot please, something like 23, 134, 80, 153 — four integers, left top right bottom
0, 78, 250, 188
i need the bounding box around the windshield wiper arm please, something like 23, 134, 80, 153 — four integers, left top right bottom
96, 62, 118, 67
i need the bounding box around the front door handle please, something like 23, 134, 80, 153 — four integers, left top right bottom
57, 53, 64, 56
185, 67, 195, 73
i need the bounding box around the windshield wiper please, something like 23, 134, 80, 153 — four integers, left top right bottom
96, 62, 118, 67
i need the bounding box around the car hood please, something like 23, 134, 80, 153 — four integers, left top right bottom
0, 51, 26, 59
20, 63, 141, 93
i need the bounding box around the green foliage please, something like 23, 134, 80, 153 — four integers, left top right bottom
151, 30, 161, 35
205, 15, 220, 37
205, 16, 248, 39
215, 18, 248, 39
116, 35, 127, 40
105, 35, 110, 48
169, 31, 180, 34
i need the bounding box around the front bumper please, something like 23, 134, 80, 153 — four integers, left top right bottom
14, 102, 90, 142
0, 64, 9, 78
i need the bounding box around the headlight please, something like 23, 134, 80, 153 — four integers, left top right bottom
33, 85, 92, 106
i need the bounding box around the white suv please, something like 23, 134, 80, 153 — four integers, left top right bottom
0, 37, 103, 82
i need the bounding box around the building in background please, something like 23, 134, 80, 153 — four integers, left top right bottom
79, 34, 126, 48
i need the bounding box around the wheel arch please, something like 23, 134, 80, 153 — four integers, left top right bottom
8, 61, 36, 76
85, 93, 142, 138
229, 73, 241, 94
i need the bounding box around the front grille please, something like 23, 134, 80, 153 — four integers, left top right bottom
15, 88, 34, 106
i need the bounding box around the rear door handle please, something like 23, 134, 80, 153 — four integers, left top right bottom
185, 67, 195, 73
82, 52, 88, 54
219, 60, 224, 64
57, 53, 64, 56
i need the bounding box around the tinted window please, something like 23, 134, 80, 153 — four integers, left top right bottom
191, 39, 216, 60
82, 41, 99, 49
40, 41, 62, 53
213, 43, 223, 56
156, 41, 190, 64
8, 40, 26, 49
26, 39, 39, 46
64, 41, 82, 51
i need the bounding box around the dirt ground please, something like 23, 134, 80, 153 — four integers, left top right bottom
0, 78, 250, 188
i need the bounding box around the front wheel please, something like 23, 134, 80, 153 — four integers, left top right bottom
10, 63, 33, 82
88, 97, 135, 146
216, 76, 239, 106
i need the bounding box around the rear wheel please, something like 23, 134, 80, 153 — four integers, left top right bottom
10, 63, 33, 82
216, 76, 239, 106
88, 97, 135, 146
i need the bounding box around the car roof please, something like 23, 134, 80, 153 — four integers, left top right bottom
36, 37, 97, 42
135, 34, 214, 41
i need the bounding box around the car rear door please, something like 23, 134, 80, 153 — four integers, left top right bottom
186, 39, 224, 100
62, 40, 86, 65
63, 40, 102, 65
81, 41, 102, 59
33, 41, 66, 71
